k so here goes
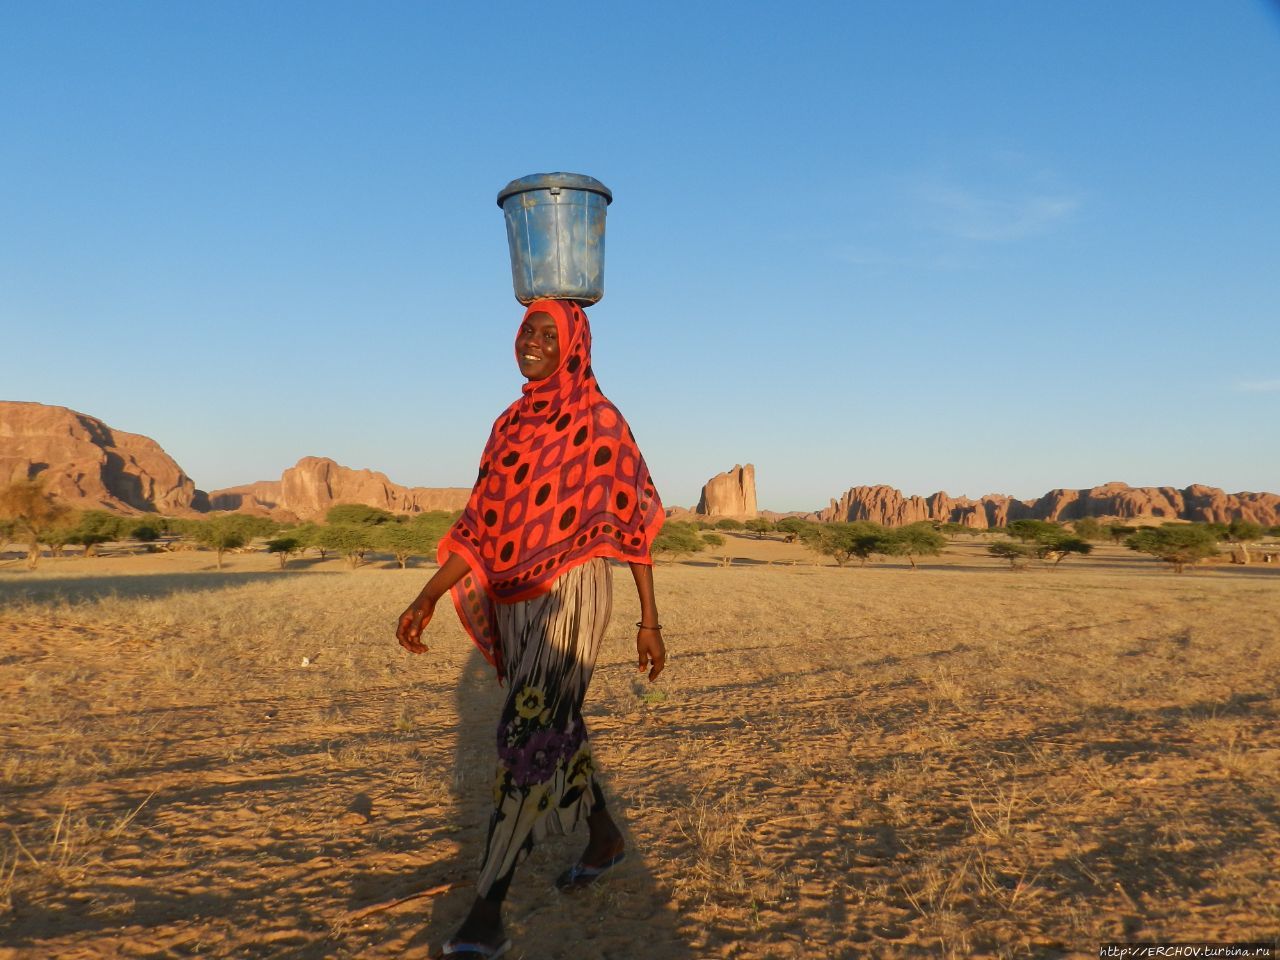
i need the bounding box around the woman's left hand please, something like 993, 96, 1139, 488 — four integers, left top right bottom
396, 594, 437, 654
637, 626, 665, 682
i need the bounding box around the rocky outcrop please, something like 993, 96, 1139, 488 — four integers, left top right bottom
209, 457, 471, 522
695, 464, 758, 518
206, 480, 286, 517
0, 401, 205, 514
816, 482, 1280, 528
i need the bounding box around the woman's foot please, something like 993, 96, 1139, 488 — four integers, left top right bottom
444, 897, 508, 957
555, 806, 627, 891
582, 805, 625, 867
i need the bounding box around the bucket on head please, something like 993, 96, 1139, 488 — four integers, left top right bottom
497, 172, 612, 306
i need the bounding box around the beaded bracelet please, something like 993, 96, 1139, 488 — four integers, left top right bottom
635, 621, 663, 630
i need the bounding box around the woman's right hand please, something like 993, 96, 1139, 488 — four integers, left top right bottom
396, 594, 437, 654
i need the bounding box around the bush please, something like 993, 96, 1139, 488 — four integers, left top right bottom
714, 518, 744, 531
803, 521, 886, 567
1072, 517, 1104, 541
744, 518, 774, 539
326, 504, 395, 526
1007, 519, 1062, 543
1227, 519, 1262, 540
126, 520, 162, 542
988, 541, 1036, 569
775, 517, 814, 543
1126, 524, 1220, 573
651, 522, 707, 562
1107, 524, 1139, 545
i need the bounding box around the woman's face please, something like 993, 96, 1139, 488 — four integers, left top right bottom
516, 311, 561, 381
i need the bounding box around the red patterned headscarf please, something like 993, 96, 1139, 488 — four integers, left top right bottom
439, 299, 664, 677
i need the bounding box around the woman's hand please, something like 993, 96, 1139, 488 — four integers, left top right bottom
629, 561, 665, 682
395, 553, 472, 655
396, 594, 437, 654
637, 626, 665, 682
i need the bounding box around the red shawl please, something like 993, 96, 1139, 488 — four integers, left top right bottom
439, 299, 664, 677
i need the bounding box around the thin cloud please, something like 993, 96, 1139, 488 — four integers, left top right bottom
916, 183, 1080, 241
1234, 379, 1280, 393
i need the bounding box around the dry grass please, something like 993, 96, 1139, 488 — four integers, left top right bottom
1, 542, 1278, 958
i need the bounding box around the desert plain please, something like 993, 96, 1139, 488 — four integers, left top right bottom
1, 535, 1278, 959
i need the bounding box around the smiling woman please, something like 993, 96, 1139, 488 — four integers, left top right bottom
395, 298, 666, 959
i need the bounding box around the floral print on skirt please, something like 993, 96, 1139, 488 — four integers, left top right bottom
476, 557, 613, 896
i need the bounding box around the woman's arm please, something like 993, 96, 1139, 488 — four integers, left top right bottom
629, 561, 665, 681
396, 552, 472, 654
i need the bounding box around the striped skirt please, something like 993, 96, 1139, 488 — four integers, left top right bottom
476, 557, 613, 896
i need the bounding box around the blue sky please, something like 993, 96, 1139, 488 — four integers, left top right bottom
2, 1, 1277, 511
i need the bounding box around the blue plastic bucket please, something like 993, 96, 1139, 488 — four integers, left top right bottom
497, 172, 612, 306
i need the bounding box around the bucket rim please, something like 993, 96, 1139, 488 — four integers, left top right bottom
497, 172, 612, 207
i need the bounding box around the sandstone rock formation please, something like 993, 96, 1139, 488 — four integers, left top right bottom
0, 401, 206, 514
206, 480, 286, 517
695, 464, 758, 518
816, 482, 1280, 528
208, 457, 471, 522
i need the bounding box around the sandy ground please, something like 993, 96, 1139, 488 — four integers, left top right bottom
1, 537, 1278, 958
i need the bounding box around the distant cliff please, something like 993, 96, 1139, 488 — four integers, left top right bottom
816, 481, 1280, 528
1, 401, 470, 520
209, 456, 470, 521
0, 401, 206, 514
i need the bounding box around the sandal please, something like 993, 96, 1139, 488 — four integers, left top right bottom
554, 851, 626, 892
439, 937, 512, 958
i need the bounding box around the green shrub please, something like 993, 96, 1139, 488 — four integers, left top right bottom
1126, 524, 1220, 573
988, 541, 1036, 569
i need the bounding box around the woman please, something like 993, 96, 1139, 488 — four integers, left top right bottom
396, 298, 666, 960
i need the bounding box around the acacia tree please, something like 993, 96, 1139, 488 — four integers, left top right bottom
883, 524, 946, 569
775, 517, 813, 543
191, 517, 247, 570
1126, 524, 1220, 573
0, 479, 72, 568
700, 531, 731, 567
265, 537, 302, 569
651, 522, 708, 563
379, 517, 450, 569
288, 523, 325, 558
41, 515, 84, 557
988, 541, 1036, 569
802, 521, 886, 567
326, 504, 396, 526
1035, 533, 1093, 567
319, 524, 375, 569
744, 518, 774, 539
